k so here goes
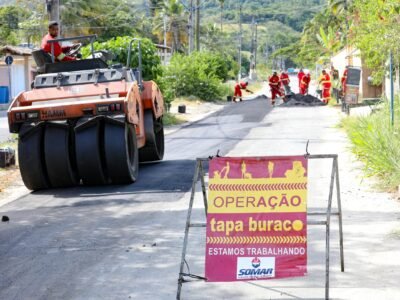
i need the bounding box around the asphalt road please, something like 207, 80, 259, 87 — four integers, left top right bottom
0, 96, 273, 299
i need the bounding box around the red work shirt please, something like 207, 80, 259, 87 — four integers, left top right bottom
320, 73, 331, 89
41, 34, 75, 61
280, 73, 290, 86
234, 82, 247, 92
300, 74, 311, 87
298, 71, 305, 85
269, 75, 280, 88
341, 69, 348, 90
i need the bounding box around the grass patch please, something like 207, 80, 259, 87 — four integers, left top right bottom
248, 81, 263, 93
341, 97, 400, 191
0, 134, 18, 149
0, 135, 20, 193
163, 112, 185, 126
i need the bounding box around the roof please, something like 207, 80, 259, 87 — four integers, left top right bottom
0, 45, 33, 56
155, 44, 172, 50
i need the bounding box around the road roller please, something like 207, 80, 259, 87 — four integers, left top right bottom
7, 36, 164, 190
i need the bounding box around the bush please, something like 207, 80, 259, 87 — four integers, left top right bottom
81, 36, 162, 80
341, 97, 400, 190
159, 51, 235, 102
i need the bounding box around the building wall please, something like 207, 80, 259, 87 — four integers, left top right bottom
0, 56, 33, 101
0, 66, 9, 86
331, 47, 382, 99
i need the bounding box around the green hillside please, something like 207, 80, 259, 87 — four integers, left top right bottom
201, 0, 326, 32
1, 0, 327, 69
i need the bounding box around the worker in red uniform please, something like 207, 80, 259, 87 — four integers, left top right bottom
318, 70, 332, 104
341, 67, 348, 96
269, 71, 283, 105
299, 73, 311, 95
280, 70, 291, 95
233, 81, 253, 102
41, 21, 78, 62
297, 68, 305, 92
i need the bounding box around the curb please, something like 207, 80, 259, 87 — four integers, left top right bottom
165, 104, 226, 135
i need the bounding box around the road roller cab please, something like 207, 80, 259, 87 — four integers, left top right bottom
7, 36, 165, 190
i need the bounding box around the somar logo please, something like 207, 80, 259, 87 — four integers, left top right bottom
237, 257, 275, 280
251, 257, 261, 268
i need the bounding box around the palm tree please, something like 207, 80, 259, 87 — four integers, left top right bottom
153, 0, 187, 53
148, 0, 163, 17
329, 0, 353, 15
316, 26, 341, 64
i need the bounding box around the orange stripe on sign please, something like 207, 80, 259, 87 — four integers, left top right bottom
209, 183, 307, 191
206, 236, 307, 244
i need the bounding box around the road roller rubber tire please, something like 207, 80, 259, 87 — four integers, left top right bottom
75, 117, 109, 185
44, 122, 79, 188
18, 122, 50, 190
139, 110, 165, 162
104, 118, 139, 184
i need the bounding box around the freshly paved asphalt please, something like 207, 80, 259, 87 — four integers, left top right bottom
0, 96, 273, 299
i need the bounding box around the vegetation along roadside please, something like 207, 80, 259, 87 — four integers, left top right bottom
340, 97, 400, 191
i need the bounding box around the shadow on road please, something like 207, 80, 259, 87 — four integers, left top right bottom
28, 159, 204, 201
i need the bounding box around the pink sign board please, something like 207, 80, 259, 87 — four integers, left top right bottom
205, 156, 308, 282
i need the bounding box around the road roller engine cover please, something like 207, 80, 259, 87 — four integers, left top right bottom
7, 36, 165, 190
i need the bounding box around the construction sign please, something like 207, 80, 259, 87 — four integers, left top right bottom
205, 156, 308, 282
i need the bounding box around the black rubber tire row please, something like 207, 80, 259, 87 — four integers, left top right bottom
18, 112, 164, 191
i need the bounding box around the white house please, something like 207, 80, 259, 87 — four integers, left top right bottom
331, 47, 382, 99
0, 46, 34, 103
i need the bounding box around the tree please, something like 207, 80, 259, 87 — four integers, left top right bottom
351, 0, 400, 82
153, 0, 187, 53
61, 0, 138, 39
81, 36, 162, 81
329, 0, 354, 15
284, 6, 346, 67
148, 0, 163, 17
316, 26, 341, 63
0, 5, 29, 45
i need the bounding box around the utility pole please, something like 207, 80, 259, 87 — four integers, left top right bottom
254, 22, 258, 69
163, 14, 167, 65
250, 16, 256, 80
238, 1, 243, 81
188, 0, 194, 53
195, 0, 200, 51
46, 0, 60, 34
220, 0, 223, 32
390, 51, 394, 126
250, 16, 255, 61
46, 0, 60, 23
344, 0, 352, 66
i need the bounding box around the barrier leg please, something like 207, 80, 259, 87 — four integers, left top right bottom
335, 158, 345, 272
177, 160, 201, 300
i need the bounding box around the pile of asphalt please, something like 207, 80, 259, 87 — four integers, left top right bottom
280, 93, 326, 107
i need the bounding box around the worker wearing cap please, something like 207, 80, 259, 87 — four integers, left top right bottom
318, 70, 332, 104
41, 21, 77, 62
299, 73, 311, 95
233, 81, 253, 102
269, 71, 282, 106
297, 68, 305, 92
279, 70, 291, 95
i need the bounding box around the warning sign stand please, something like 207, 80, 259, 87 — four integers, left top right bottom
176, 154, 344, 300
